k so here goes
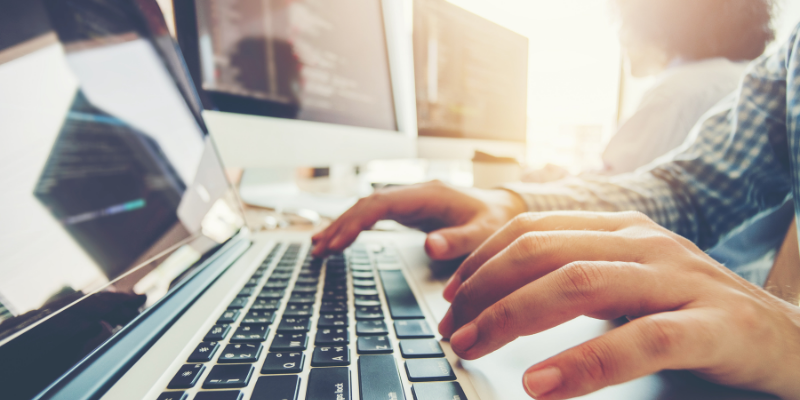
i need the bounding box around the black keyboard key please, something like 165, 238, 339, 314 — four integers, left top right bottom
283, 303, 314, 316
399, 340, 444, 358
258, 289, 285, 299
270, 332, 309, 351
203, 364, 253, 389
156, 392, 187, 400
307, 367, 350, 400
228, 297, 248, 309
358, 355, 406, 400
379, 270, 425, 319
244, 277, 261, 287
203, 364, 254, 389
325, 275, 347, 284
315, 327, 349, 345
230, 324, 270, 342
351, 271, 374, 279
218, 343, 262, 363
320, 301, 348, 313
238, 287, 256, 297
188, 341, 220, 362
271, 272, 293, 280
288, 293, 316, 304
194, 391, 242, 400
411, 382, 467, 400
204, 324, 230, 341
318, 313, 348, 327
353, 288, 378, 296
357, 336, 393, 354
349, 264, 373, 271
167, 364, 205, 389
323, 292, 347, 302
405, 359, 456, 382
261, 352, 304, 374
295, 276, 319, 285
311, 345, 350, 367
242, 310, 275, 325
291, 286, 318, 294
353, 279, 376, 287
354, 298, 381, 307
278, 317, 311, 332
356, 320, 388, 336
217, 310, 240, 324
355, 306, 383, 320
251, 375, 300, 400
263, 280, 289, 289
394, 320, 435, 339
250, 299, 281, 311
324, 283, 347, 292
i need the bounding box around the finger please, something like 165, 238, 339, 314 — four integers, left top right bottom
312, 187, 415, 256
312, 182, 464, 256
441, 231, 646, 336
443, 211, 645, 302
425, 220, 491, 260
446, 261, 691, 356
521, 309, 717, 399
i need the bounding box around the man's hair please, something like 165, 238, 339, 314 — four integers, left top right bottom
613, 0, 775, 61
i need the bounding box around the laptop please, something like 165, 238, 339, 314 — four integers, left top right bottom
0, 1, 479, 399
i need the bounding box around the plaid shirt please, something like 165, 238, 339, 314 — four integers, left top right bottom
507, 25, 800, 251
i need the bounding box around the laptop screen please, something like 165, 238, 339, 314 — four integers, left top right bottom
0, 0, 244, 397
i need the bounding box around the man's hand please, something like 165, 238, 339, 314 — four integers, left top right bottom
438, 211, 800, 400
312, 180, 526, 260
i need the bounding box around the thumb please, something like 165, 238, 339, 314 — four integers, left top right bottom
425, 221, 488, 260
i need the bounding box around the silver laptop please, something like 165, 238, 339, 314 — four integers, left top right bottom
0, 1, 479, 399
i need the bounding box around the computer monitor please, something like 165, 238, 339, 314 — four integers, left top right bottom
413, 0, 528, 160
173, 0, 417, 168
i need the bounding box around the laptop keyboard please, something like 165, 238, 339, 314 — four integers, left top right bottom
155, 242, 469, 400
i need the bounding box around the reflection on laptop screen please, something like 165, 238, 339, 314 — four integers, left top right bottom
0, 0, 242, 398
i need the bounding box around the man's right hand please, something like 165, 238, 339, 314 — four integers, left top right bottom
311, 180, 526, 260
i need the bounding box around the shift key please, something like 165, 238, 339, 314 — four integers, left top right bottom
358, 355, 405, 400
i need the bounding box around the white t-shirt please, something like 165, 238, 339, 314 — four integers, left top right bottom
601, 58, 749, 174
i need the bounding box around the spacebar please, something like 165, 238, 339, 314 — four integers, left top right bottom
358, 355, 406, 400
378, 270, 424, 319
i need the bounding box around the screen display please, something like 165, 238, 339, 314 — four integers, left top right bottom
193, 0, 398, 132
413, 0, 528, 142
0, 1, 243, 398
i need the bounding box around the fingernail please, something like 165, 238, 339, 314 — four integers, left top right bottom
443, 274, 460, 302
438, 308, 455, 337
524, 367, 562, 398
450, 322, 478, 353
426, 233, 448, 257
328, 236, 341, 250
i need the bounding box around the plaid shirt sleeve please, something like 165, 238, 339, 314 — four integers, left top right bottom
507, 26, 799, 250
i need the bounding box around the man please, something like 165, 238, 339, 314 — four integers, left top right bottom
312, 19, 800, 400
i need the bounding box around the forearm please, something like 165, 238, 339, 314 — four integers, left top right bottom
504, 172, 698, 242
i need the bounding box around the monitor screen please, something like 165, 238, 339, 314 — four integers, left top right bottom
413, 0, 528, 142
0, 0, 243, 397
189, 0, 398, 132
